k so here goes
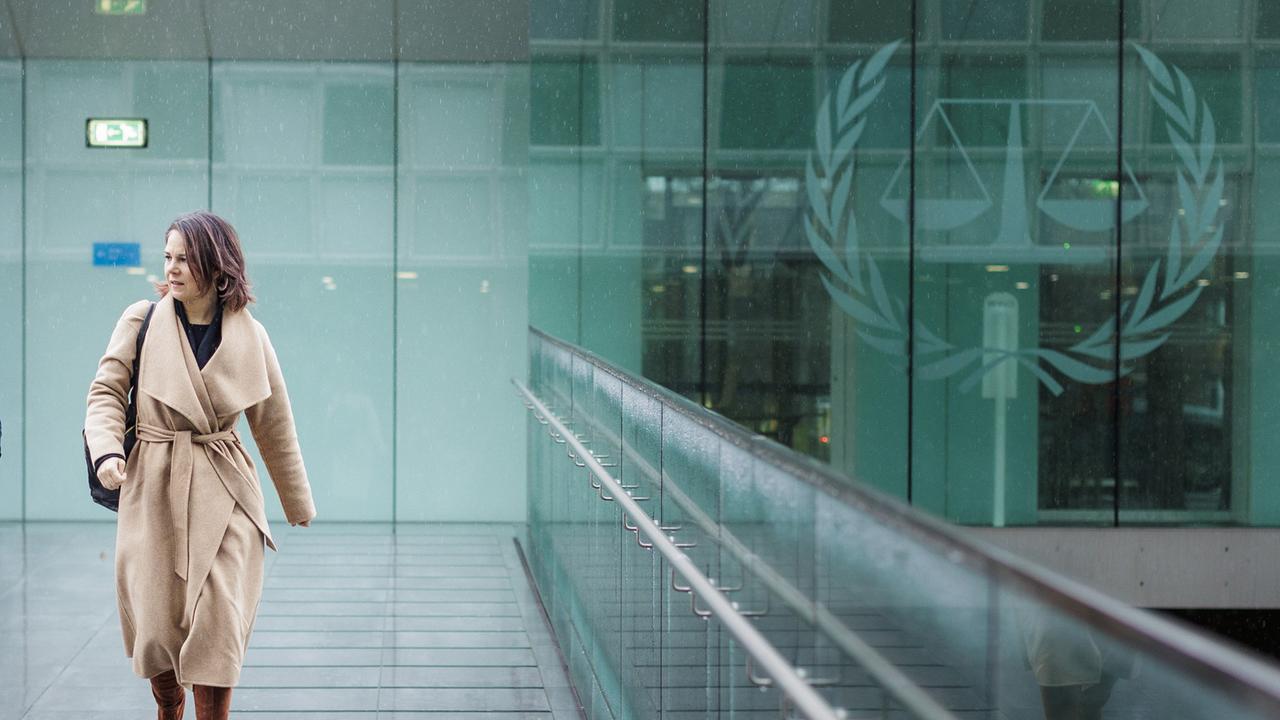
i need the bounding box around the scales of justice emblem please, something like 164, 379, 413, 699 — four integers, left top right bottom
806, 43, 1225, 523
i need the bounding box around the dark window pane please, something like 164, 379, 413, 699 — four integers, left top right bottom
937, 55, 1028, 148
613, 0, 704, 42
1258, 54, 1280, 143
1151, 54, 1241, 145
941, 0, 1027, 41
531, 0, 599, 40
719, 61, 814, 150
722, 0, 814, 44
531, 58, 600, 146
1261, 0, 1280, 38
828, 0, 909, 43
1041, 0, 1117, 41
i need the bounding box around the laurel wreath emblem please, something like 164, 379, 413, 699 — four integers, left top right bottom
806, 42, 1224, 396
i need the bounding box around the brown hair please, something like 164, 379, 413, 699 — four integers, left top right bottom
153, 211, 255, 312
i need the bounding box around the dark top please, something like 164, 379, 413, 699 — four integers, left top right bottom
175, 299, 224, 369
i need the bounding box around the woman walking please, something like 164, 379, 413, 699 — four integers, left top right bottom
84, 211, 316, 719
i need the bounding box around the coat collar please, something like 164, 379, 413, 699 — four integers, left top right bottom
140, 294, 272, 430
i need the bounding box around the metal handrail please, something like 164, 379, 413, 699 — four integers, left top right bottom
515, 379, 852, 720
533, 380, 957, 720
528, 327, 1280, 709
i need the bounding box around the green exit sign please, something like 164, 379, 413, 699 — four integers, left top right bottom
86, 119, 148, 148
95, 0, 145, 15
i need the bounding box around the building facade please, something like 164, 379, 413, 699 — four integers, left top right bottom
0, 0, 1276, 606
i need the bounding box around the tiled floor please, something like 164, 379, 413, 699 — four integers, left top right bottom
0, 521, 582, 719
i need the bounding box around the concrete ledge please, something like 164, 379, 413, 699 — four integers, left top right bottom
968, 527, 1280, 608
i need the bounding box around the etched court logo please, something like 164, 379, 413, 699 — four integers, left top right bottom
807, 42, 1223, 395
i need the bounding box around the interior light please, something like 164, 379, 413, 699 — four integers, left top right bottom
95, 0, 146, 16
396, 271, 418, 280
985, 265, 1009, 273
86, 118, 147, 148
1088, 179, 1120, 198
651, 284, 666, 294
126, 267, 146, 275
1015, 281, 1030, 290
1197, 278, 1211, 287
682, 264, 699, 274
1234, 271, 1249, 280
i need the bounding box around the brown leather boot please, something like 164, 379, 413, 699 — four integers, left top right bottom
193, 684, 232, 720
149, 670, 185, 719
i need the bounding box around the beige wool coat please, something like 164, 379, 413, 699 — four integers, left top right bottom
84, 294, 316, 688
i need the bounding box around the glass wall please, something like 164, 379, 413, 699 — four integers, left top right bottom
7, 56, 528, 522
24, 60, 210, 521
211, 61, 395, 521
0, 60, 20, 520
528, 0, 1280, 528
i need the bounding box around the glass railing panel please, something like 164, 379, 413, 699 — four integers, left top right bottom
660, 407, 722, 719
590, 365, 626, 720
718, 443, 822, 720
523, 329, 1280, 720
618, 382, 664, 720
816, 490, 1002, 715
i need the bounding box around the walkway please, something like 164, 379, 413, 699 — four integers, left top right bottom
0, 522, 580, 719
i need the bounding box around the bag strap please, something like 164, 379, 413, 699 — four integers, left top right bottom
130, 302, 157, 395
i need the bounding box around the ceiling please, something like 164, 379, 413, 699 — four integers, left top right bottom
0, 0, 529, 62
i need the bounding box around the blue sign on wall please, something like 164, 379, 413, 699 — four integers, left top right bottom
93, 242, 141, 267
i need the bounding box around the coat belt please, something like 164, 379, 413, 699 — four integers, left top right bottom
136, 422, 239, 581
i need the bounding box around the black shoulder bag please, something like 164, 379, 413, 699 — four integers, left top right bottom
83, 302, 156, 512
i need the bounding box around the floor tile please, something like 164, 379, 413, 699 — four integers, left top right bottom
3, 523, 579, 720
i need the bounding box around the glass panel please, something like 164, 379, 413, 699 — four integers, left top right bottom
718, 59, 815, 151
717, 0, 814, 45
525, 332, 1280, 720
660, 408, 720, 719
1147, 0, 1242, 40
25, 60, 208, 520
720, 444, 818, 717
618, 382, 663, 720
395, 62, 529, 521
1258, 53, 1280, 144
828, 0, 910, 44
1042, 0, 1118, 41
1117, 37, 1242, 521
531, 57, 600, 147
1260, 2, 1280, 39
1249, 157, 1280, 525
0, 61, 19, 519
817, 493, 1003, 714
212, 61, 394, 522
528, 52, 598, 350
612, 0, 704, 43
813, 41, 913, 497
913, 3, 1123, 524
531, 0, 600, 41
939, 0, 1028, 42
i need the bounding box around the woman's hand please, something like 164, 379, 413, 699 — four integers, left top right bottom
97, 457, 127, 491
